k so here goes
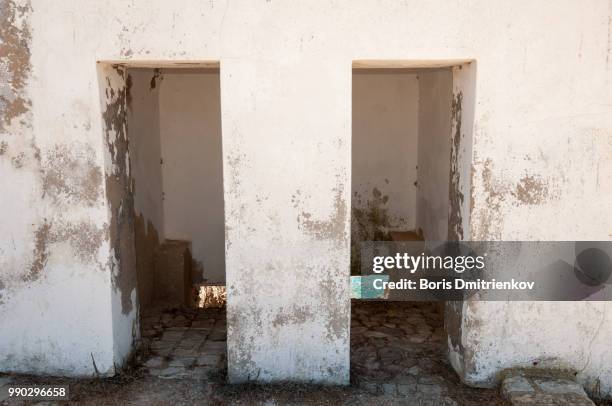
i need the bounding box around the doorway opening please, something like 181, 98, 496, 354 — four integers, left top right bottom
350, 61, 478, 398
98, 62, 227, 379
128, 66, 226, 379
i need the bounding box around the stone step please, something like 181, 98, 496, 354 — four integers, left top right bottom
501, 371, 595, 406
154, 240, 193, 306
389, 230, 424, 241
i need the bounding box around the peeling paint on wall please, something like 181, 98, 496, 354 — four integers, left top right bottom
513, 174, 550, 205
448, 91, 464, 241
271, 304, 314, 327
293, 176, 348, 245
473, 158, 506, 240
319, 275, 349, 342
350, 187, 392, 274
473, 157, 560, 239
352, 187, 391, 240
25, 219, 51, 282
100, 65, 137, 316
227, 304, 261, 379
25, 219, 107, 282
41, 144, 103, 206
0, 0, 32, 132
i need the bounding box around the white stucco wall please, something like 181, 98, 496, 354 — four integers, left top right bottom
352, 71, 419, 236
128, 69, 164, 238
0, 0, 610, 393
126, 68, 164, 309
415, 69, 453, 241
159, 69, 225, 284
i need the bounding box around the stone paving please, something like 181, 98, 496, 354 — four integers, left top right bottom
137, 301, 505, 403
1, 302, 602, 404
139, 305, 227, 380
350, 300, 505, 404
502, 372, 595, 406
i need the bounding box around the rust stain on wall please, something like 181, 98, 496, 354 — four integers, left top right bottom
448, 91, 464, 241
0, 0, 32, 132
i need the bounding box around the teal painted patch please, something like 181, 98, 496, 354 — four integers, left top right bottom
350, 275, 388, 299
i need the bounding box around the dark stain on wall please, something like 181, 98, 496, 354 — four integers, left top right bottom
149, 69, 161, 90
102, 66, 138, 316
10, 152, 24, 168
271, 304, 314, 327
448, 91, 464, 241
134, 213, 160, 311
319, 274, 349, 342
0, 0, 32, 132
475, 159, 554, 239
293, 176, 348, 246
22, 219, 107, 283
351, 187, 392, 274
227, 305, 262, 381
352, 187, 391, 240
41, 144, 103, 206
475, 159, 505, 240
57, 222, 106, 264
512, 175, 549, 205
445, 300, 464, 367
125, 73, 133, 110
25, 219, 51, 282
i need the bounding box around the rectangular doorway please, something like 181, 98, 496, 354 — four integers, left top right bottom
125, 65, 227, 379
350, 62, 475, 396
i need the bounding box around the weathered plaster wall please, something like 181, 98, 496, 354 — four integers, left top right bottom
415, 69, 453, 241
126, 68, 164, 310
352, 71, 419, 243
0, 1, 130, 377
98, 64, 140, 370
159, 69, 225, 284
0, 0, 610, 391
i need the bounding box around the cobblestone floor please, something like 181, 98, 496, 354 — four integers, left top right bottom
350, 300, 505, 404
135, 301, 504, 404
3, 302, 604, 404
139, 305, 227, 380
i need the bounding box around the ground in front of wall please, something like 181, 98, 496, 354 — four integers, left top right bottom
2, 302, 606, 405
